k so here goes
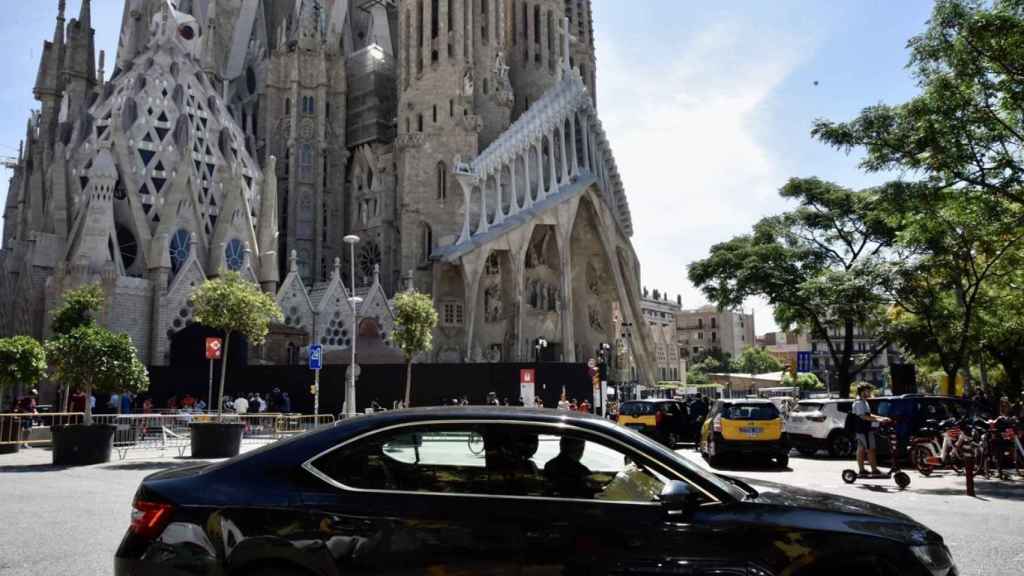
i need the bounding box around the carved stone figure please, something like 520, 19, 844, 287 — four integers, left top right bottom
588, 305, 604, 331
463, 69, 474, 96
484, 284, 503, 322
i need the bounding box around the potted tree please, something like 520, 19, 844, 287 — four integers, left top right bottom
392, 291, 439, 408
0, 336, 47, 454
190, 271, 282, 458
47, 320, 149, 465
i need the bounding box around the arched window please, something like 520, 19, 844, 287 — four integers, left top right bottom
421, 223, 433, 263
436, 161, 447, 200
299, 144, 314, 180
169, 229, 191, 274
285, 98, 291, 116
225, 238, 244, 271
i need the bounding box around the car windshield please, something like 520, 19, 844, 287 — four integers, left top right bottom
723, 404, 779, 420
793, 403, 823, 413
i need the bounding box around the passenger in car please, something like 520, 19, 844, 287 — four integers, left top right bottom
544, 436, 595, 499
486, 431, 542, 494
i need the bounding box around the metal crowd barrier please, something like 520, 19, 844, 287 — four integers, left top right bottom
0, 412, 335, 459
0, 412, 85, 448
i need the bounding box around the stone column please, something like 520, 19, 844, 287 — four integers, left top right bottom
547, 129, 558, 195
456, 173, 474, 243
478, 175, 489, 234
509, 155, 519, 214
494, 168, 505, 225
523, 144, 534, 208
569, 113, 579, 176
559, 124, 570, 183
559, 231, 575, 362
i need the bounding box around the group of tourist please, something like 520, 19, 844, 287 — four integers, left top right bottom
219, 389, 292, 414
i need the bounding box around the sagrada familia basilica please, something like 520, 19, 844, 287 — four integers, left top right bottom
0, 0, 655, 384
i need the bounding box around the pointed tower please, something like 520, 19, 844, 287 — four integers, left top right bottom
259, 156, 280, 293
260, 0, 347, 287
66, 143, 118, 270
506, 0, 567, 119
63, 0, 97, 127
394, 0, 487, 293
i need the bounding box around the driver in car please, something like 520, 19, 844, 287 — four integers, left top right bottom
544, 436, 596, 498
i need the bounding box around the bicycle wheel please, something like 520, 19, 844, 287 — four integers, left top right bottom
467, 431, 485, 456
910, 445, 932, 475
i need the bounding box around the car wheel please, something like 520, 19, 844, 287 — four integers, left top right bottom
796, 447, 818, 457
775, 454, 789, 469
828, 432, 854, 459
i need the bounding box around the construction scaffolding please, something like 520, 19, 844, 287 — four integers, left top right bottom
346, 43, 396, 147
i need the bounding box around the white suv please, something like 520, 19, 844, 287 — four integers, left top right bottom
785, 399, 855, 458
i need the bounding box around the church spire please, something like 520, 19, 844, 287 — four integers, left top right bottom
296, 0, 323, 50
78, 0, 91, 30
54, 0, 66, 47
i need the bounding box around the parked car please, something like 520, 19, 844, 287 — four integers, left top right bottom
698, 399, 791, 468
869, 395, 974, 457
616, 399, 693, 446
115, 407, 956, 576
785, 399, 856, 458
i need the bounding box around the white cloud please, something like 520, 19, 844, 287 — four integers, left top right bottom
597, 17, 817, 334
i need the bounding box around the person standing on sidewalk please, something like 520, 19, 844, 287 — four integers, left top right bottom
15, 389, 38, 448
853, 384, 890, 476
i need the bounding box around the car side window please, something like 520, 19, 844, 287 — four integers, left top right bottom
309, 423, 670, 504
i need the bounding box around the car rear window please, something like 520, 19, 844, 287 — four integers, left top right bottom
793, 403, 823, 413
723, 404, 779, 420
619, 402, 657, 416
834, 401, 853, 414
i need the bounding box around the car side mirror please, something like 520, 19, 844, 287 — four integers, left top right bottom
658, 480, 698, 519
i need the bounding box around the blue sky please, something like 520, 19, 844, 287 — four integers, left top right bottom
0, 1, 935, 334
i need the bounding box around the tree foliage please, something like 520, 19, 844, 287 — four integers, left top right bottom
191, 271, 283, 345
47, 326, 148, 424
392, 291, 439, 407
689, 178, 891, 397
734, 347, 784, 375
50, 284, 105, 337
0, 336, 47, 394
191, 272, 283, 414
813, 0, 1024, 208
782, 372, 825, 392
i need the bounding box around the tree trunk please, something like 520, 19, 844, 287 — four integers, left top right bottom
404, 357, 413, 408
83, 383, 93, 426
837, 320, 855, 399
999, 357, 1022, 401
945, 367, 959, 397
217, 331, 232, 418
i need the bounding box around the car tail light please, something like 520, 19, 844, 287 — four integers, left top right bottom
130, 499, 174, 540
655, 410, 664, 426
713, 416, 722, 432
807, 414, 827, 422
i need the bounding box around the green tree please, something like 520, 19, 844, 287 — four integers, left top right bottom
689, 178, 892, 397
734, 347, 784, 374
47, 326, 148, 424
0, 336, 47, 400
50, 284, 104, 337
813, 0, 1024, 208
878, 187, 1024, 391
391, 291, 439, 407
191, 272, 283, 415
782, 372, 825, 392
977, 258, 1024, 399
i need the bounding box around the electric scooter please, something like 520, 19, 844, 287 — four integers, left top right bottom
842, 421, 911, 490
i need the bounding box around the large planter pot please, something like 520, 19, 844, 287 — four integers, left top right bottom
0, 415, 21, 455
52, 424, 115, 466
190, 422, 244, 459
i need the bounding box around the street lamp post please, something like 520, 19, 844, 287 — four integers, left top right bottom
597, 342, 611, 417
343, 235, 362, 417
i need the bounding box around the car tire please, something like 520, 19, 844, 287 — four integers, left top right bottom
775, 454, 789, 468
827, 432, 854, 459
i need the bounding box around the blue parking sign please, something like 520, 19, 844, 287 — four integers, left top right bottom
797, 351, 812, 373
309, 344, 323, 370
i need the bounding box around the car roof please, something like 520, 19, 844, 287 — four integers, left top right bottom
621, 399, 680, 404
716, 398, 775, 404
798, 399, 852, 404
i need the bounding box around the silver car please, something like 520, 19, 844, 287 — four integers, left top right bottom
785, 399, 856, 458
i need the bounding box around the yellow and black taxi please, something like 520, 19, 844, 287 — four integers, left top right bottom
616, 399, 692, 446
700, 398, 790, 468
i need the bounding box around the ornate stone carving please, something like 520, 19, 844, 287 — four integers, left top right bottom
588, 304, 604, 331
484, 283, 503, 322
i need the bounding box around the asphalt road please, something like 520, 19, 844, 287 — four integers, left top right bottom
1, 443, 1022, 575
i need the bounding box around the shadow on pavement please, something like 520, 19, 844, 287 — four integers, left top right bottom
913, 481, 1024, 501
706, 461, 792, 473
0, 463, 70, 473
101, 460, 212, 471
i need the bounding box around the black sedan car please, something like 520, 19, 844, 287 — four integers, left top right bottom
116, 407, 956, 576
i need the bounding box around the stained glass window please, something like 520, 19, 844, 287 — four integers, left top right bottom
169, 229, 191, 274
225, 238, 244, 271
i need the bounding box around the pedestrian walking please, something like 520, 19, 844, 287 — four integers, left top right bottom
578, 399, 591, 414
853, 384, 890, 477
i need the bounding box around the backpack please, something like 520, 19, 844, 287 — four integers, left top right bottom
844, 412, 860, 435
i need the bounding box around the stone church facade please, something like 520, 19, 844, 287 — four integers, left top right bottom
1, 0, 657, 386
